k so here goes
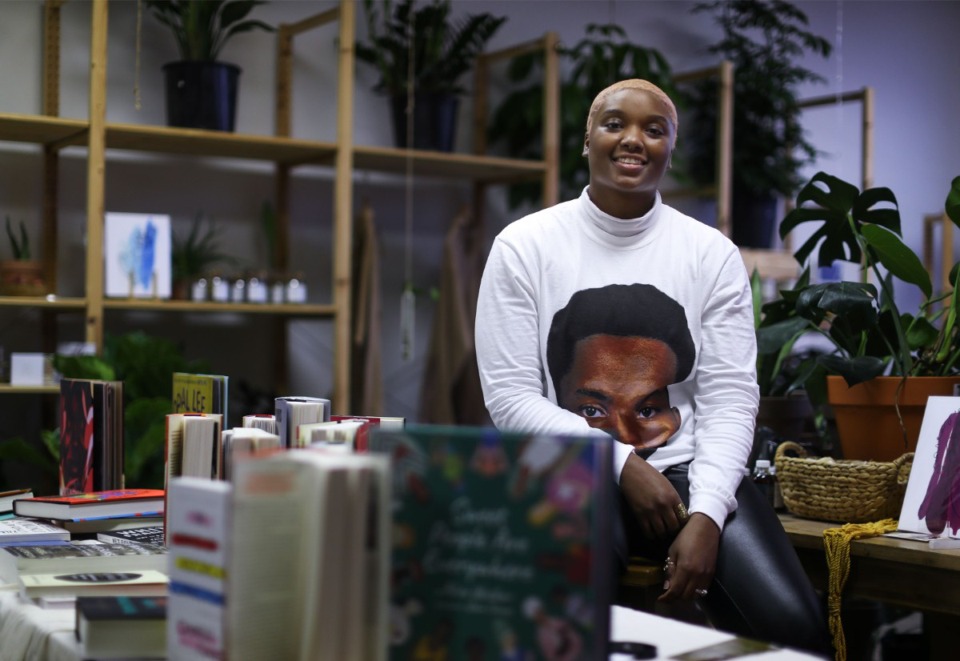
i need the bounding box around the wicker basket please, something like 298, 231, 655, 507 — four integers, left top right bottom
773, 441, 913, 523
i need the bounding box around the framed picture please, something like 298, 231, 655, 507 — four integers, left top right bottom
896, 395, 960, 544
103, 212, 172, 299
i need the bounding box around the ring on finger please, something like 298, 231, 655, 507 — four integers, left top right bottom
675, 502, 689, 522
695, 588, 708, 598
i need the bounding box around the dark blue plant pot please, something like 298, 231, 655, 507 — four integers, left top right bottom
732, 184, 779, 249
390, 92, 459, 152
163, 61, 240, 132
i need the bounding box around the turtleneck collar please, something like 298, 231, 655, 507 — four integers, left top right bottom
579, 187, 663, 245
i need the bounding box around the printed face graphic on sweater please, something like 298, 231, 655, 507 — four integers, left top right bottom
557, 334, 681, 452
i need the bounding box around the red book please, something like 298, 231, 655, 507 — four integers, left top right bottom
12, 489, 165, 521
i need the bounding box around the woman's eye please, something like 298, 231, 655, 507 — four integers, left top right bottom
602, 119, 623, 130
579, 405, 606, 419
646, 125, 664, 137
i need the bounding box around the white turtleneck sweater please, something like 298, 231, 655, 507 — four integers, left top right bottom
475, 189, 759, 530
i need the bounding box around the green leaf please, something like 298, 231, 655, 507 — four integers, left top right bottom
860, 224, 932, 298
946, 175, 960, 227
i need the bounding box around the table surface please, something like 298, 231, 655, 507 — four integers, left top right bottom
1, 586, 821, 661
778, 513, 960, 616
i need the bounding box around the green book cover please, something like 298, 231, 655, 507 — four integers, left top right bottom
369, 424, 614, 660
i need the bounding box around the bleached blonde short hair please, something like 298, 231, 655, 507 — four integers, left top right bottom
585, 79, 678, 147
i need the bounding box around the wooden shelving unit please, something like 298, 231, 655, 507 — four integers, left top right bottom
1, 0, 560, 415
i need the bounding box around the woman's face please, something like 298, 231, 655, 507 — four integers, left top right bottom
584, 88, 675, 219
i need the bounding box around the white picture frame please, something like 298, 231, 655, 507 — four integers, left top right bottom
103, 212, 172, 299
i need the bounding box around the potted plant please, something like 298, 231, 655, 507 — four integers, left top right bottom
488, 23, 676, 209
171, 212, 237, 299
145, 0, 275, 132
0, 216, 45, 296
355, 0, 506, 152
685, 0, 832, 248
766, 171, 960, 460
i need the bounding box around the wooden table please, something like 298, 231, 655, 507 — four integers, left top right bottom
779, 513, 960, 657
778, 513, 960, 616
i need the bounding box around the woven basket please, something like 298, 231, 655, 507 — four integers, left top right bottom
774, 441, 913, 523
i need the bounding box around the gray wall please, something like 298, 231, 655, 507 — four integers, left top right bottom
1, 0, 959, 426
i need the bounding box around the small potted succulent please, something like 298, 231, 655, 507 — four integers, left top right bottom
0, 216, 45, 296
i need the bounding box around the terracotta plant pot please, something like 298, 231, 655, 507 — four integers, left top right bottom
827, 375, 960, 461
0, 260, 46, 296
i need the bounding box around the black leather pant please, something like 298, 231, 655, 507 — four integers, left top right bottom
615, 463, 833, 658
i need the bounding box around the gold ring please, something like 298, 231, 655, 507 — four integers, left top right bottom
675, 502, 689, 522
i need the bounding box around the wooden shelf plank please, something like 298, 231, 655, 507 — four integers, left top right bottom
353, 144, 546, 181
0, 384, 59, 394
101, 299, 335, 316
0, 295, 86, 309
0, 113, 88, 147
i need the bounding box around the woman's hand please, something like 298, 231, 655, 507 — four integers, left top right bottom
619, 453, 687, 539
659, 513, 720, 602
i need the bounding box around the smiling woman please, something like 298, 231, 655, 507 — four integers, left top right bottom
474, 79, 832, 654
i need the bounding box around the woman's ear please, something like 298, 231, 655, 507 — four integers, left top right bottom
582, 133, 590, 157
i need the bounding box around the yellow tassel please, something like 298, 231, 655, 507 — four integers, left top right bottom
822, 518, 899, 661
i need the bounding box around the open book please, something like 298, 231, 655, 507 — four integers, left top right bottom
886, 396, 960, 549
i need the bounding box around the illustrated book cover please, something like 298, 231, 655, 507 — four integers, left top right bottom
172, 372, 229, 428
104, 211, 172, 299
59, 378, 124, 496
367, 424, 614, 661
13, 489, 165, 521
889, 395, 960, 548
76, 595, 168, 659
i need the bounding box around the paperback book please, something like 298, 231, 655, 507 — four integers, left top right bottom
0, 540, 167, 584
0, 518, 70, 544
368, 424, 615, 661
13, 489, 165, 521
21, 569, 169, 601
60, 515, 163, 535
97, 526, 166, 548
275, 396, 330, 447
59, 378, 124, 495
76, 595, 168, 659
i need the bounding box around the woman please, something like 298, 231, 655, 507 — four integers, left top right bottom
475, 79, 831, 655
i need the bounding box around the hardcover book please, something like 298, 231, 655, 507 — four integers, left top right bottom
76, 595, 168, 659
0, 488, 34, 514
368, 424, 615, 661
59, 378, 124, 495
60, 515, 163, 535
13, 489, 165, 521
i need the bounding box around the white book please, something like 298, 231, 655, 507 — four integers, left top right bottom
298, 420, 366, 448
275, 396, 330, 448
0, 518, 70, 544
166, 477, 232, 661
242, 414, 278, 435
221, 427, 282, 481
